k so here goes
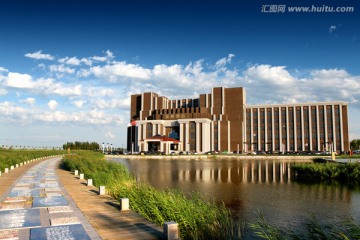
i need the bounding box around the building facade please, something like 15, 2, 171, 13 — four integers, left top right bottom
127, 87, 349, 154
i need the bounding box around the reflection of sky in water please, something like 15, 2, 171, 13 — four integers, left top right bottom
112, 157, 360, 231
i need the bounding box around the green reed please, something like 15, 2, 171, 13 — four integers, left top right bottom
62, 151, 241, 240
292, 161, 360, 182
0, 149, 65, 172
250, 212, 360, 240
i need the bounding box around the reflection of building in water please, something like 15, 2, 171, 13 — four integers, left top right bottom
125, 158, 352, 204
178, 160, 292, 184
128, 87, 349, 154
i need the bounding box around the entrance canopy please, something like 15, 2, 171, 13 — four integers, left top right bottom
140, 135, 181, 154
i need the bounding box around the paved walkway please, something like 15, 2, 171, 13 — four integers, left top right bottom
0, 157, 163, 240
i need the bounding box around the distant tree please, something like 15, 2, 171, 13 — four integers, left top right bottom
62, 141, 100, 151
350, 139, 360, 150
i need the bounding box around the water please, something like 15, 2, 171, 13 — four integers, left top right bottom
111, 157, 360, 235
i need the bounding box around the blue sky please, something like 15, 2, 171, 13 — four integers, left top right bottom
0, 0, 359, 148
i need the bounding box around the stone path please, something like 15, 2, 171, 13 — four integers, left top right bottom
0, 157, 101, 240
0, 157, 164, 240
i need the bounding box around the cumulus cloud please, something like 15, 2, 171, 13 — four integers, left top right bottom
73, 100, 86, 108
25, 50, 54, 60
91, 62, 152, 81
21, 97, 36, 106
5, 72, 35, 89
244, 65, 295, 85
0, 67, 8, 72
105, 131, 116, 139
48, 100, 58, 110
58, 57, 81, 66
3, 72, 82, 97
215, 53, 235, 68
93, 98, 130, 109
0, 89, 7, 95
49, 64, 75, 74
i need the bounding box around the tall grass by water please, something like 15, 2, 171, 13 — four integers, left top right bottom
251, 212, 360, 240
0, 149, 65, 172
62, 151, 240, 240
292, 161, 360, 182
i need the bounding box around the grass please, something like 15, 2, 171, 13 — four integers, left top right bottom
292, 161, 360, 183
0, 149, 65, 172
62, 150, 241, 240
250, 212, 360, 240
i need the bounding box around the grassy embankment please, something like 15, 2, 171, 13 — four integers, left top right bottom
292, 160, 360, 183
0, 149, 66, 172
62, 151, 240, 240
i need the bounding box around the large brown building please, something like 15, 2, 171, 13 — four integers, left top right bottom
127, 87, 349, 154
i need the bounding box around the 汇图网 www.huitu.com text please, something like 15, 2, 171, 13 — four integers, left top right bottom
261, 5, 355, 13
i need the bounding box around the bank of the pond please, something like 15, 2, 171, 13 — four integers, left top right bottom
107, 154, 314, 161
62, 151, 240, 240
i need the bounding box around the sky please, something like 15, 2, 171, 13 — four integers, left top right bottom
0, 0, 359, 149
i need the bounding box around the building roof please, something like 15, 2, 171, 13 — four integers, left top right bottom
142, 134, 180, 143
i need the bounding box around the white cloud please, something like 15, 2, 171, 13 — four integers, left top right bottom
80, 58, 92, 66
91, 62, 151, 81
49, 64, 75, 74
48, 100, 58, 110
73, 100, 86, 108
21, 97, 36, 106
58, 57, 81, 66
0, 89, 7, 95
105, 131, 116, 139
105, 50, 114, 59
0, 67, 8, 72
93, 98, 130, 109
244, 65, 295, 85
5, 72, 35, 89
25, 50, 54, 60
92, 56, 107, 62
91, 50, 114, 62
215, 53, 235, 68
0, 100, 123, 126
329, 25, 337, 33
3, 72, 82, 97
87, 87, 114, 98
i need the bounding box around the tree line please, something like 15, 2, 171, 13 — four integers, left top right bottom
62, 141, 100, 151
350, 139, 360, 150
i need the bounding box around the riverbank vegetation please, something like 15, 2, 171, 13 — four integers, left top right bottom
251, 212, 360, 239
0, 149, 65, 172
62, 151, 240, 240
292, 161, 360, 183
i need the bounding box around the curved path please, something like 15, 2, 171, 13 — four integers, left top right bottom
0, 157, 162, 240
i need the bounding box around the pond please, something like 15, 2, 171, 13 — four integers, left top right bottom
111, 157, 360, 237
